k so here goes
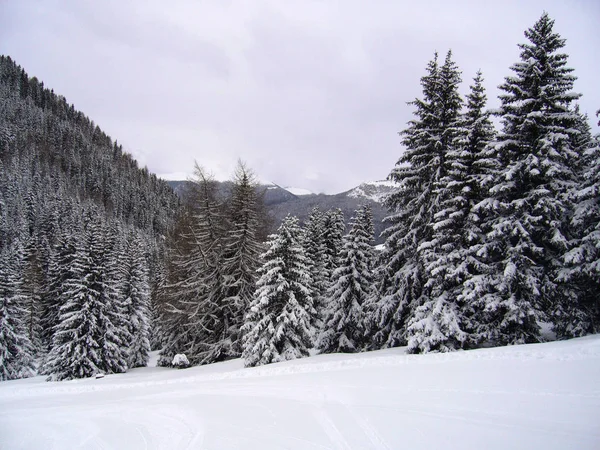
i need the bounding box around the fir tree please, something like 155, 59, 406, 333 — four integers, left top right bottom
404, 51, 467, 353
221, 161, 262, 356
476, 13, 581, 345
39, 230, 80, 354
322, 208, 345, 282
0, 245, 35, 381
122, 231, 151, 368
559, 114, 600, 337
373, 51, 463, 349
319, 205, 375, 353
242, 216, 314, 367
45, 217, 129, 380
301, 207, 327, 330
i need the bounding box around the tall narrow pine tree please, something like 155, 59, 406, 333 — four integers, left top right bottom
477, 13, 581, 344
319, 205, 375, 353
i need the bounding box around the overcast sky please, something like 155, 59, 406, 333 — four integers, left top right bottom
1, 1, 598, 193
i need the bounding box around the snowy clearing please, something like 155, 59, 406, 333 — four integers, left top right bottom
1, 336, 599, 450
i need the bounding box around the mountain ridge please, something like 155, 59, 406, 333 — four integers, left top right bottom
166, 179, 395, 243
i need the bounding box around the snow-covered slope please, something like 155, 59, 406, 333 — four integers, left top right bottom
284, 186, 314, 196
346, 179, 397, 203
1, 337, 598, 449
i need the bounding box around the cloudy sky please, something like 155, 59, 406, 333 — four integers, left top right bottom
1, 1, 599, 193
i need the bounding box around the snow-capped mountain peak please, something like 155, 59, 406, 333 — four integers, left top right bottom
346, 180, 397, 203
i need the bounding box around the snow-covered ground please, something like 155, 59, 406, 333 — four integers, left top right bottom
1, 336, 599, 450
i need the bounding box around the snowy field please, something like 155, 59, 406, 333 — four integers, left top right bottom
1, 337, 599, 450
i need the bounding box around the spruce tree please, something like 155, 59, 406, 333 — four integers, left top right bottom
39, 230, 80, 354
122, 231, 151, 368
0, 245, 35, 381
373, 51, 463, 349
322, 208, 345, 282
302, 207, 327, 330
45, 217, 129, 380
221, 161, 262, 356
476, 13, 581, 345
404, 51, 466, 353
242, 216, 314, 367
559, 115, 600, 337
319, 205, 375, 353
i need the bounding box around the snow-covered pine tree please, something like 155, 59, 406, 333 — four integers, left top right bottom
559, 112, 600, 337
97, 220, 130, 374
372, 51, 462, 349
0, 244, 35, 381
148, 255, 167, 351
452, 71, 500, 347
45, 215, 129, 380
21, 236, 45, 354
39, 229, 80, 355
221, 161, 262, 356
44, 231, 103, 381
301, 207, 327, 330
122, 231, 151, 368
322, 209, 345, 282
242, 216, 315, 367
404, 51, 467, 353
476, 13, 581, 345
319, 205, 375, 353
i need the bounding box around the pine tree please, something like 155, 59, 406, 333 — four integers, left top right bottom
39, 230, 80, 354
404, 51, 467, 353
476, 13, 581, 345
373, 51, 463, 349
320, 208, 345, 328
322, 209, 345, 282
0, 245, 35, 381
319, 205, 375, 353
221, 161, 262, 356
97, 220, 130, 374
242, 216, 314, 367
302, 207, 327, 330
21, 236, 45, 354
122, 231, 151, 368
559, 112, 600, 337
452, 72, 500, 347
45, 217, 129, 380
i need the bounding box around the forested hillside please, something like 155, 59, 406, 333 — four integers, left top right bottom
0, 56, 179, 380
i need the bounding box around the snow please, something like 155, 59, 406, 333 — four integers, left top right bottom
1, 336, 599, 449
347, 180, 398, 202
285, 186, 314, 196
172, 354, 189, 367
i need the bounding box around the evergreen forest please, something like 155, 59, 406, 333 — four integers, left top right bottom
1, 13, 598, 381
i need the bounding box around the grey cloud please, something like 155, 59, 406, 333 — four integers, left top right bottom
0, 0, 598, 193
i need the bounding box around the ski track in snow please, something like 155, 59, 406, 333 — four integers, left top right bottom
0, 336, 599, 449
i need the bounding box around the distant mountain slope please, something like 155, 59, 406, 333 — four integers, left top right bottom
167, 180, 394, 242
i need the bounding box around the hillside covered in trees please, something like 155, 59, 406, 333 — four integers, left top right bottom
0, 55, 179, 380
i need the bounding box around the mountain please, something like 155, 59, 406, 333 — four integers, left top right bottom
167, 180, 396, 242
